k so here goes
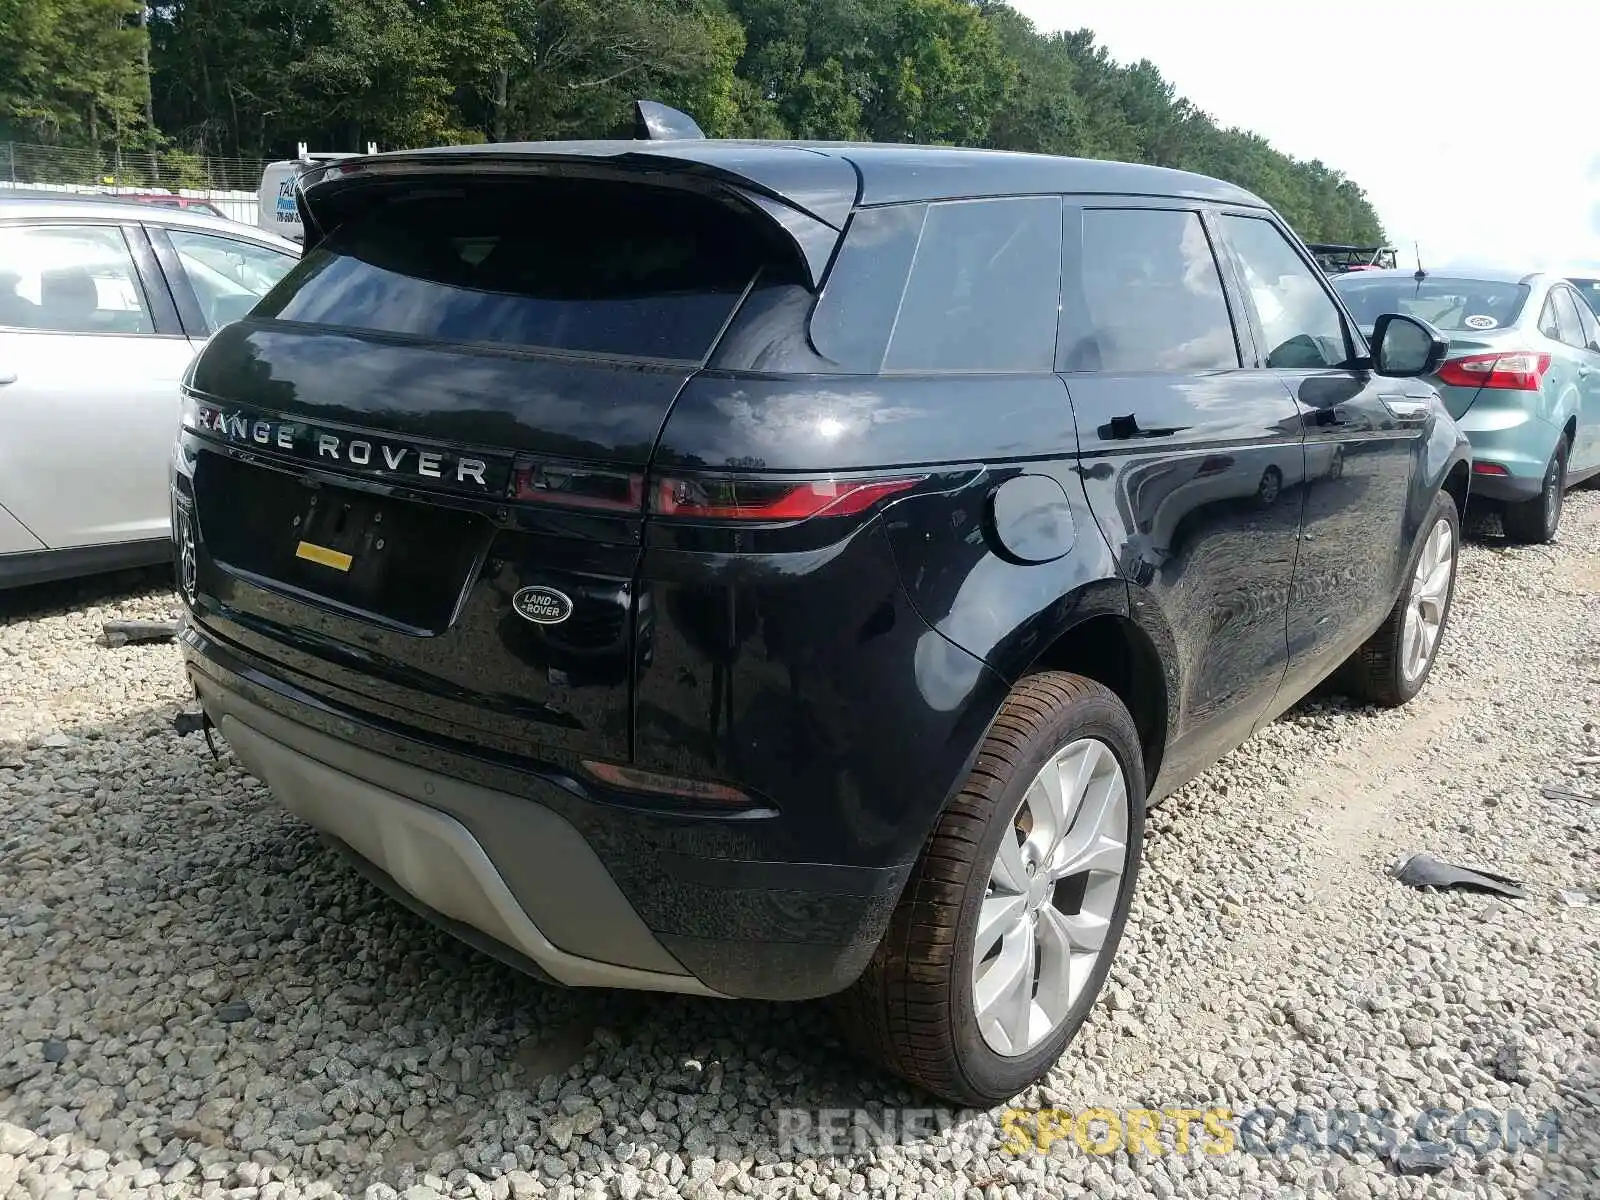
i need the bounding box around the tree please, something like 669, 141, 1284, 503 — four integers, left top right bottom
0, 0, 152, 162
5, 0, 1380, 243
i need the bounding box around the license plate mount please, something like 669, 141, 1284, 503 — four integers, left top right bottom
292, 490, 387, 580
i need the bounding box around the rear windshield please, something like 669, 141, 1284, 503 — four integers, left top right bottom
1570, 277, 1600, 316
1333, 275, 1529, 333
255, 178, 778, 361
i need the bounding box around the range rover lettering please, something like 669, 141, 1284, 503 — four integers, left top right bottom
173, 104, 1470, 1105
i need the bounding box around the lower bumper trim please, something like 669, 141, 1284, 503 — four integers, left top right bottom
199, 682, 724, 997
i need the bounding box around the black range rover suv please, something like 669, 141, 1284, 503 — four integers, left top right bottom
173, 111, 1471, 1105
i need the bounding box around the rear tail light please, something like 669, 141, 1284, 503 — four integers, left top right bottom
1472, 461, 1509, 477
1436, 351, 1550, 391
648, 475, 924, 521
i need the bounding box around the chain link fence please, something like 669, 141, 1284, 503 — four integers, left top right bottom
0, 141, 263, 227
0, 141, 265, 191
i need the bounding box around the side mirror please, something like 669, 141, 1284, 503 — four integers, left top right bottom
1371, 312, 1448, 378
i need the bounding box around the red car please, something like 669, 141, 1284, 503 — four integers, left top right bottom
118, 193, 228, 220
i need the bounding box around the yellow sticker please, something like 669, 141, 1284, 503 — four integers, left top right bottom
295, 541, 353, 572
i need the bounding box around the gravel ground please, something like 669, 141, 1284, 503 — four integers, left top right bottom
1, 496, 1597, 1200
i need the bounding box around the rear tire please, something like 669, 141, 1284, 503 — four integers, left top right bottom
1502, 436, 1567, 544
1339, 490, 1459, 708
835, 673, 1145, 1107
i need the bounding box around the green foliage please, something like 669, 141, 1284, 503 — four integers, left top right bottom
0, 0, 1385, 242
0, 0, 151, 153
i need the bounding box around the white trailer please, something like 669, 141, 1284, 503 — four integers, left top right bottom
257, 142, 377, 242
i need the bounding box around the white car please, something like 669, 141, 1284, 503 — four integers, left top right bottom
0, 194, 300, 588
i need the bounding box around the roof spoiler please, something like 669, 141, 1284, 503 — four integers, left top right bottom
632, 100, 705, 142
295, 141, 378, 165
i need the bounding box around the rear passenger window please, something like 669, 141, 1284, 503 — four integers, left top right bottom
883, 197, 1063, 373
1551, 288, 1590, 349
809, 204, 927, 373
1570, 288, 1600, 349
1066, 208, 1238, 372
811, 197, 1063, 373
0, 224, 154, 335
1537, 296, 1563, 341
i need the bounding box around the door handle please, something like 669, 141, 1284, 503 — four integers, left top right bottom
1580, 366, 1592, 378
1098, 414, 1184, 440
1378, 396, 1431, 422
0, 372, 16, 386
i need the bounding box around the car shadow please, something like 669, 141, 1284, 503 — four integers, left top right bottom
1, 687, 966, 1195
0, 564, 174, 624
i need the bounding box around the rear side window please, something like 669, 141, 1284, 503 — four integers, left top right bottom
1570, 277, 1600, 318
1064, 208, 1238, 372
1551, 287, 1590, 349
1569, 286, 1600, 347
0, 224, 154, 335
812, 196, 1063, 373
884, 197, 1063, 372
1538, 294, 1569, 343
257, 179, 780, 361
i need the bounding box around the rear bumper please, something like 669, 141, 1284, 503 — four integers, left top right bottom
1458, 408, 1561, 503
184, 626, 911, 1001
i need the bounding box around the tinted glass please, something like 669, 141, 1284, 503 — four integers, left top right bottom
810, 204, 927, 372
167, 229, 297, 331
1068, 208, 1238, 372
0, 224, 153, 335
1334, 275, 1529, 334
1551, 287, 1590, 349
258, 179, 777, 361
1538, 295, 1567, 342
883, 196, 1063, 372
1569, 285, 1600, 347
1568, 276, 1600, 317
1223, 215, 1349, 369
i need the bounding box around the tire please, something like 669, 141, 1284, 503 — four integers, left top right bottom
1501, 436, 1567, 544
1339, 490, 1459, 708
836, 672, 1146, 1107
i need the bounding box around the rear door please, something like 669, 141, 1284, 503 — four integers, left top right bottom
1211, 210, 1427, 709
177, 170, 814, 767
1535, 289, 1586, 454
0, 220, 192, 549
1061, 202, 1304, 788
1549, 285, 1600, 472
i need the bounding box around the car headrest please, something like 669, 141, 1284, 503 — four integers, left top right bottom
40, 268, 98, 316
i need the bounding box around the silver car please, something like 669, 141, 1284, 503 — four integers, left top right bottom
0, 195, 299, 588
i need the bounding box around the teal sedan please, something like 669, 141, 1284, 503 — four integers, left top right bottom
1335, 267, 1600, 542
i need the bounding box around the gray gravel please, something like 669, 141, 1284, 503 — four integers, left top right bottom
2, 498, 1597, 1200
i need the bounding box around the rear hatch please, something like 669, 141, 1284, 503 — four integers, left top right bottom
177, 154, 846, 768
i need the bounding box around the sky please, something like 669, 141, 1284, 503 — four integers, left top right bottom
1009, 0, 1600, 272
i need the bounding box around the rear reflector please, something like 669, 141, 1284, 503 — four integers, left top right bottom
581, 760, 765, 811
511, 459, 644, 512
1436, 351, 1550, 391
1472, 461, 1510, 476
649, 475, 923, 521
